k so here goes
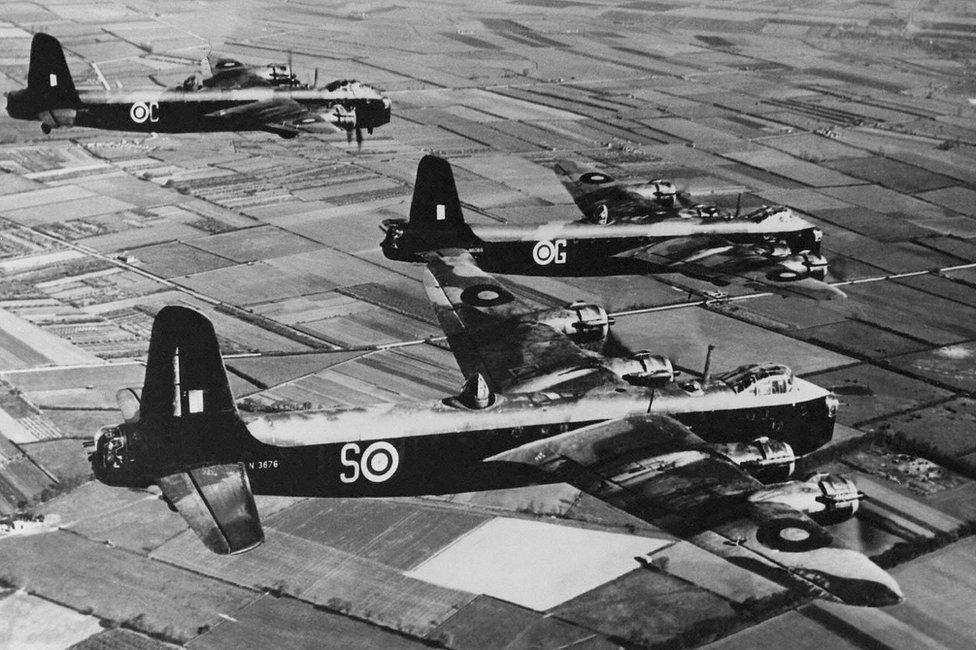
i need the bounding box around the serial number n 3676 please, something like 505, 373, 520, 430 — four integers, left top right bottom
247, 460, 279, 470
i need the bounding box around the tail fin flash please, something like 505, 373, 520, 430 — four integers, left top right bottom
141, 306, 235, 419
409, 155, 465, 229
28, 33, 79, 107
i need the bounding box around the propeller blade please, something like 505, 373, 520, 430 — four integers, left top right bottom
676, 189, 695, 209
734, 192, 742, 218
313, 67, 319, 88
355, 127, 363, 149
116, 387, 141, 423
346, 128, 353, 144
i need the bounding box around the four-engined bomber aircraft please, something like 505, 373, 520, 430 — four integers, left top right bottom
382, 157, 843, 300
5, 33, 390, 144
88, 157, 900, 607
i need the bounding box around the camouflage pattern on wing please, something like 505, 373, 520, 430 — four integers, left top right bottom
422, 249, 616, 393
204, 97, 340, 134
489, 414, 902, 607
635, 236, 846, 300
554, 159, 677, 224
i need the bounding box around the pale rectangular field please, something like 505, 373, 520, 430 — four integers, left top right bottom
407, 517, 671, 611
0, 591, 103, 650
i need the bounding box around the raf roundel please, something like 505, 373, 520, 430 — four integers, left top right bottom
460, 284, 516, 307
129, 102, 150, 124
579, 172, 612, 184
360, 442, 399, 482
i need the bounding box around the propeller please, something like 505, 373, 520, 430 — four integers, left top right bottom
675, 187, 696, 209
313, 67, 319, 88
355, 127, 363, 149
116, 388, 141, 423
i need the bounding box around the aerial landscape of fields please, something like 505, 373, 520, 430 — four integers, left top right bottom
3, 0, 976, 648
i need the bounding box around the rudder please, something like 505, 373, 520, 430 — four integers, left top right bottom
141, 306, 236, 419
28, 33, 79, 107
409, 155, 465, 229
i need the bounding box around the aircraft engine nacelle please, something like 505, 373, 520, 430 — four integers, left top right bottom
532, 302, 612, 346
605, 351, 674, 386
748, 472, 863, 524
588, 203, 611, 225
753, 240, 792, 259
768, 253, 828, 282
710, 437, 796, 482
328, 105, 357, 130
38, 108, 76, 133
631, 179, 677, 206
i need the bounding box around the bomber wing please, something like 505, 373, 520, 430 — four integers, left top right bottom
634, 233, 846, 300
423, 248, 620, 394
488, 414, 902, 607
554, 159, 679, 224
204, 97, 340, 137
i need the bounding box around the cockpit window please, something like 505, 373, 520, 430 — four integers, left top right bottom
717, 364, 794, 395
325, 79, 359, 91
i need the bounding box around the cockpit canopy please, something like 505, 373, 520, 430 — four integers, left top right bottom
716, 363, 794, 395
325, 79, 360, 92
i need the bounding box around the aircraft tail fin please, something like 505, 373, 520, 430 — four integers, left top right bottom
142, 306, 263, 554
27, 33, 79, 107
141, 306, 236, 419
409, 155, 466, 229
